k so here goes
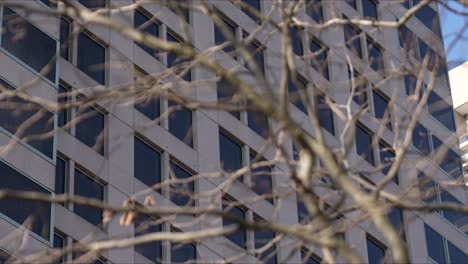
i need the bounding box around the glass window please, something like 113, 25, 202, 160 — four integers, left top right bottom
415, 5, 442, 38
356, 124, 375, 166
214, 16, 237, 55
427, 91, 457, 132
247, 110, 269, 137
60, 17, 71, 60
254, 215, 277, 264
367, 37, 384, 72
316, 94, 334, 135
373, 90, 391, 129
297, 199, 310, 224
343, 22, 363, 58
75, 104, 105, 155
55, 156, 67, 196
168, 100, 193, 147
289, 26, 304, 56
362, 0, 378, 19
350, 71, 368, 106
398, 25, 417, 56
78, 0, 106, 9
306, 0, 323, 23
171, 242, 196, 263
301, 249, 321, 264
40, 0, 57, 7
219, 132, 243, 172
134, 137, 161, 188
366, 236, 386, 264
346, 0, 357, 9
0, 79, 54, 158
134, 67, 160, 120
440, 191, 467, 234
167, 31, 191, 81
223, 198, 247, 248
0, 160, 51, 240
168, 0, 190, 23
250, 154, 273, 203
447, 241, 467, 264
77, 33, 106, 85
404, 74, 419, 97
169, 161, 194, 206
431, 135, 462, 178
134, 214, 162, 263
1, 8, 57, 82
309, 37, 329, 80
53, 231, 66, 264
58, 84, 70, 127
217, 78, 241, 119
241, 0, 261, 22
74, 168, 104, 226
379, 142, 397, 183
244, 36, 265, 75
424, 224, 446, 264
412, 122, 429, 154
388, 208, 405, 238
288, 73, 308, 113
134, 9, 159, 59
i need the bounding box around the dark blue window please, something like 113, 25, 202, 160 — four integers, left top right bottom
134, 137, 161, 188
244, 37, 265, 75
412, 122, 429, 154
306, 0, 323, 23
247, 111, 269, 137
134, 9, 159, 59
431, 135, 462, 178
356, 124, 375, 166
415, 4, 442, 38
424, 224, 446, 264
77, 33, 106, 85
301, 249, 321, 264
241, 0, 261, 22
346, 0, 357, 9
366, 236, 386, 264
316, 94, 334, 134
75, 104, 105, 155
367, 37, 384, 72
219, 132, 243, 172
223, 198, 247, 248
289, 26, 304, 56
169, 162, 194, 206
350, 71, 368, 106
0, 160, 51, 240
53, 232, 66, 263
297, 199, 310, 224
388, 208, 405, 238
217, 78, 241, 119
40, 0, 57, 7
168, 0, 190, 23
440, 191, 467, 235
448, 241, 467, 264
0, 78, 54, 158
79, 0, 106, 9
171, 242, 196, 263
134, 67, 160, 120
168, 100, 193, 147
60, 17, 71, 60
55, 156, 67, 196
167, 31, 191, 81
309, 37, 329, 80
343, 22, 363, 58
74, 168, 104, 226
134, 214, 162, 263
288, 74, 308, 113
58, 84, 70, 127
427, 91, 457, 132
373, 90, 391, 129
2, 8, 57, 82
214, 16, 237, 55
254, 216, 277, 264
379, 142, 397, 183
404, 74, 420, 98
362, 0, 378, 19
398, 25, 416, 54
250, 154, 273, 203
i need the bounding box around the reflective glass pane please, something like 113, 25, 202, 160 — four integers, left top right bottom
356, 124, 375, 166
75, 104, 105, 155
134, 214, 162, 263
168, 101, 193, 147
214, 17, 236, 54
55, 156, 67, 195
289, 26, 304, 56
379, 142, 397, 183
288, 74, 308, 113
77, 33, 106, 85
366, 237, 386, 264
219, 132, 242, 172
316, 94, 334, 134
223, 199, 247, 248
412, 122, 429, 154
247, 111, 269, 137
79, 0, 106, 9
169, 162, 194, 206
134, 137, 161, 188
74, 169, 104, 226
306, 0, 323, 23
217, 79, 241, 119
362, 0, 378, 19
60, 17, 71, 60
424, 224, 446, 264
448, 241, 467, 264
343, 22, 363, 58
250, 154, 273, 203
309, 38, 329, 80
171, 242, 196, 263
254, 216, 277, 264
134, 9, 159, 59
241, 0, 261, 22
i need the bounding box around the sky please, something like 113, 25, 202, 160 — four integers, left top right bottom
439, 1, 468, 69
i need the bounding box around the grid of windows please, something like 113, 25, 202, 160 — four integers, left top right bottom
424, 224, 467, 264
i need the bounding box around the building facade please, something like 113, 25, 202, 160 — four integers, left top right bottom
0, 0, 467, 263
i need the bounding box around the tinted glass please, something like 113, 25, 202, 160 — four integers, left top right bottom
40, 0, 57, 7
168, 0, 190, 23
388, 208, 405, 238
254, 217, 277, 264
60, 17, 71, 60
309, 38, 329, 80
431, 135, 462, 178
427, 91, 457, 132
55, 156, 67, 195
289, 26, 303, 56
241, 0, 261, 22
171, 242, 196, 263
448, 241, 467, 264
356, 124, 374, 165
367, 37, 384, 72
74, 169, 104, 226
440, 191, 467, 234
398, 25, 417, 56
424, 224, 445, 264
77, 33, 105, 85
404, 74, 419, 97
168, 101, 193, 147
53, 232, 65, 263
0, 161, 51, 240
58, 84, 69, 127
134, 137, 161, 188
134, 68, 160, 120
288, 74, 308, 113
362, 0, 378, 19
306, 0, 323, 23
134, 214, 162, 263
343, 23, 362, 58
301, 250, 321, 264
412, 122, 429, 154
223, 200, 246, 248
217, 79, 241, 119
366, 237, 386, 264
379, 142, 397, 183
415, 5, 442, 38
1, 8, 57, 82
316, 94, 334, 134
214, 17, 236, 54
245, 38, 265, 75
219, 132, 243, 172
351, 72, 367, 106
0, 79, 54, 158
167, 31, 191, 81
346, 0, 357, 9
169, 162, 194, 206
134, 9, 159, 59
247, 111, 269, 137
79, 0, 106, 8
250, 154, 273, 203
373, 91, 391, 129
75, 104, 105, 155
297, 199, 310, 224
